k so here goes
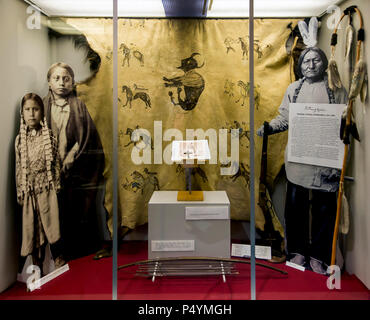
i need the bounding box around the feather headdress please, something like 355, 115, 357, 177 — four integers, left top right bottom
298, 17, 318, 48
297, 17, 332, 83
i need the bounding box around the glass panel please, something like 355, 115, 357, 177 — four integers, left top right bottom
254, 2, 370, 301
114, 0, 369, 303
253, 15, 295, 299
0, 0, 113, 299
2, 0, 368, 304
116, 0, 258, 302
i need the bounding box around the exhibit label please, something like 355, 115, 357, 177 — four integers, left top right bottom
231, 243, 272, 260
286, 261, 306, 272
288, 103, 346, 169
151, 240, 195, 252
185, 206, 229, 220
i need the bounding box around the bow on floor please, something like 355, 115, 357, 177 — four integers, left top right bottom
118, 256, 288, 275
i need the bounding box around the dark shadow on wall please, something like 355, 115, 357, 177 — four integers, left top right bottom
7, 99, 22, 280
48, 18, 101, 84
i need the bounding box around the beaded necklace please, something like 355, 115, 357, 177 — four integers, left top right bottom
18, 112, 55, 199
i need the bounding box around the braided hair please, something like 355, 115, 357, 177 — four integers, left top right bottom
17, 93, 57, 200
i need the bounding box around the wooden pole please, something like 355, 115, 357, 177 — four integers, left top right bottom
330, 7, 363, 267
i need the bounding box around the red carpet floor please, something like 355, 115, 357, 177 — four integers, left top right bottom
1, 241, 369, 300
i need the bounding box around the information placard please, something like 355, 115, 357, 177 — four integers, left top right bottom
151, 240, 195, 252
185, 206, 229, 220
231, 243, 272, 260
288, 103, 346, 169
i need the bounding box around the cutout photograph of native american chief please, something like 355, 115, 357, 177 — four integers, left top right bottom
257, 17, 348, 275
43, 62, 107, 262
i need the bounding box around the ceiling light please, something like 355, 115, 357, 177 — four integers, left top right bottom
26, 0, 343, 18
207, 0, 341, 18
28, 0, 165, 17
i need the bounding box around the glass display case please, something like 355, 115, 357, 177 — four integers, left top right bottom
0, 0, 369, 305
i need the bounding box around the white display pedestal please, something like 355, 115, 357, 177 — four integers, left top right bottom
148, 191, 230, 259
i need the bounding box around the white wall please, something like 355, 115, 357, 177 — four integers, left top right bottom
0, 0, 52, 293
318, 0, 370, 289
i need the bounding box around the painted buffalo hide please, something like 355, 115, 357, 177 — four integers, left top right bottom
63, 18, 298, 235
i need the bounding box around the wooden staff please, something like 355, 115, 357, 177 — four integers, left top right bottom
330, 6, 364, 267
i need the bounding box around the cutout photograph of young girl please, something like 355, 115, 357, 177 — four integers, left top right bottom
15, 93, 65, 276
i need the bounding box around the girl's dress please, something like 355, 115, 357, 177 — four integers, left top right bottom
15, 121, 61, 258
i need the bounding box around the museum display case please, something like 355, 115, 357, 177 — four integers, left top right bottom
0, 0, 369, 302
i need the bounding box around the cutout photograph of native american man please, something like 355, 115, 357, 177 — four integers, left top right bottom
257, 18, 348, 275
